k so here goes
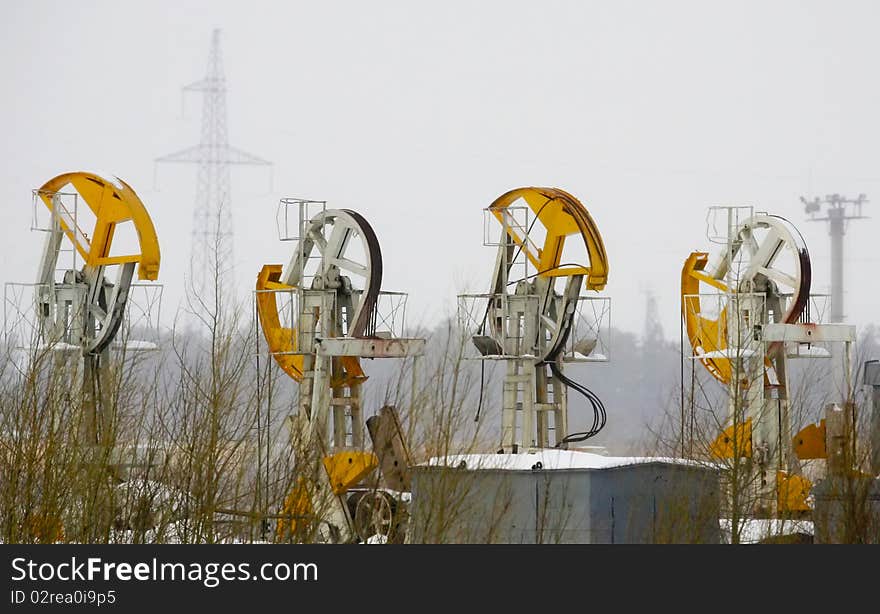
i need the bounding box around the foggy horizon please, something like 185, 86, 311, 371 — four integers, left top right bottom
3, 1, 878, 339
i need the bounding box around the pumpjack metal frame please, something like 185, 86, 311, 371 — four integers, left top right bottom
682, 206, 856, 517
459, 188, 611, 453
256, 198, 424, 543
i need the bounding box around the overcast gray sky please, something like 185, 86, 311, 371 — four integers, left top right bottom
2, 0, 878, 339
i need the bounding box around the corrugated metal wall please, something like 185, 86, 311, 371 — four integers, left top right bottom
408, 462, 721, 543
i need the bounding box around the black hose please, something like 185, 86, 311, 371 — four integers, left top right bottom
473, 359, 485, 423
550, 357, 607, 444
538, 294, 608, 444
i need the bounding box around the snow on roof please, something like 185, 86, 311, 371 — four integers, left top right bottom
571, 352, 608, 361
420, 449, 717, 472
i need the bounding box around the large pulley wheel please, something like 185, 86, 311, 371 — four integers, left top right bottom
284, 208, 383, 337
733, 214, 811, 319
682, 214, 811, 384
351, 490, 396, 541
256, 208, 384, 382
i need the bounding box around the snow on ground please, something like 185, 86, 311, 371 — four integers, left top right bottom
719, 518, 814, 544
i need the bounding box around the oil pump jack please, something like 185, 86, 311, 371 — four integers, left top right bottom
256, 199, 424, 543
682, 207, 856, 518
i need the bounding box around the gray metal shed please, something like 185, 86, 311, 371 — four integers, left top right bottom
408, 450, 721, 544
812, 475, 880, 543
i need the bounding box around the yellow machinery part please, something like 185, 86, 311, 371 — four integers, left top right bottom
256, 264, 304, 382
488, 187, 608, 291
793, 420, 826, 460
332, 357, 368, 388
38, 172, 160, 281
777, 471, 812, 513
681, 252, 731, 384
275, 452, 378, 540
681, 251, 777, 387
276, 476, 313, 539
709, 418, 752, 459
256, 265, 368, 387
322, 451, 379, 496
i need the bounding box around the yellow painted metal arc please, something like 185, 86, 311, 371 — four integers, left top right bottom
275, 451, 378, 540
256, 264, 304, 382
681, 251, 780, 387
489, 187, 608, 291
256, 264, 368, 386
38, 172, 160, 281
681, 251, 731, 384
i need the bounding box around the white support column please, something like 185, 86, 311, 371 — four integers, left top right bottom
331, 368, 347, 449
521, 357, 537, 450
501, 360, 518, 451
350, 383, 362, 449
553, 374, 567, 449
535, 364, 549, 449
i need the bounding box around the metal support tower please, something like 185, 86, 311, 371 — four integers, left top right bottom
24, 172, 162, 469
801, 194, 869, 323
256, 200, 425, 543
460, 188, 610, 454
157, 29, 271, 311
683, 207, 857, 517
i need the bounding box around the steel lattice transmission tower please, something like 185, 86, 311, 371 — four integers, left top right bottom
156, 29, 271, 312
801, 193, 869, 323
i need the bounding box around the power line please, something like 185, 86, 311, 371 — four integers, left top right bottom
801, 193, 869, 323
156, 29, 272, 311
